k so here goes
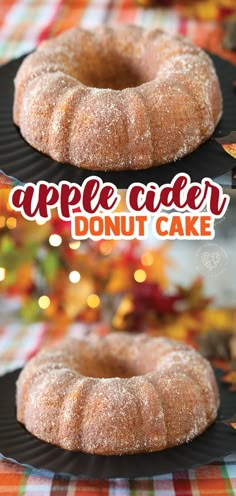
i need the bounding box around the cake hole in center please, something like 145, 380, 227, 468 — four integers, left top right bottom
74, 57, 151, 90
88, 67, 146, 91
76, 357, 144, 379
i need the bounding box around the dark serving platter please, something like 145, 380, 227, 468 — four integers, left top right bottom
0, 368, 235, 479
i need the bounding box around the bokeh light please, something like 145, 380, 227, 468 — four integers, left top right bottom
141, 251, 154, 266
49, 234, 62, 247
36, 217, 48, 225
6, 217, 17, 229
0, 268, 6, 281
38, 295, 50, 309
134, 269, 146, 283
69, 270, 81, 283
99, 241, 113, 255
69, 241, 81, 250
87, 294, 100, 308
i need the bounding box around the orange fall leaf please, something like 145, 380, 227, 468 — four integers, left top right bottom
222, 143, 236, 159
222, 371, 236, 384
216, 131, 236, 159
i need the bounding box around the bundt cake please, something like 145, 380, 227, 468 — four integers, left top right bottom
16, 332, 219, 455
13, 25, 222, 171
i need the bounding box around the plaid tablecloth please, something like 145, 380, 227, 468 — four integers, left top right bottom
0, 0, 236, 188
0, 316, 235, 495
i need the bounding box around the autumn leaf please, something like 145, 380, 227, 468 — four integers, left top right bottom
223, 414, 236, 429
216, 131, 236, 159
221, 144, 236, 159
222, 371, 236, 382
222, 370, 236, 391
229, 415, 236, 429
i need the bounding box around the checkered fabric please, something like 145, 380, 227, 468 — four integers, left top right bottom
1, 0, 236, 65
0, 315, 235, 495
0, 0, 236, 188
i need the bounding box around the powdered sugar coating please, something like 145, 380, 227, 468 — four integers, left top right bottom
13, 25, 222, 171
16, 333, 219, 455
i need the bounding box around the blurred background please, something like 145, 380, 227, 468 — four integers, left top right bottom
0, 0, 236, 65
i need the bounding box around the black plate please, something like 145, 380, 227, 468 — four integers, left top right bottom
0, 368, 235, 479
0, 54, 235, 187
